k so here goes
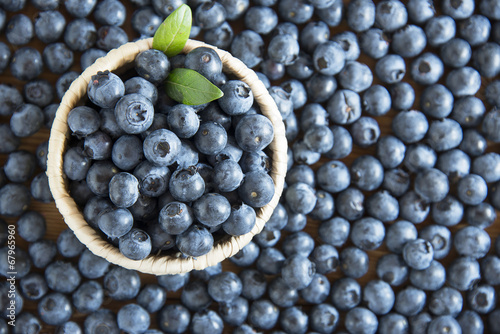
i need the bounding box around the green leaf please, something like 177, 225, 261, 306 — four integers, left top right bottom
165, 68, 224, 105
152, 4, 192, 57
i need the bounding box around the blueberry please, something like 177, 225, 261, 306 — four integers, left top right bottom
363, 280, 395, 315
457, 174, 488, 205
64, 18, 97, 51
238, 171, 274, 208
454, 226, 490, 259
83, 309, 119, 334
55, 71, 79, 101
467, 285, 496, 314
483, 108, 500, 143
338, 61, 373, 92
38, 292, 72, 326
375, 0, 407, 32
134, 49, 171, 85
119, 228, 152, 260
19, 272, 48, 301
375, 54, 406, 84
219, 0, 248, 20
403, 238, 434, 270
34, 11, 66, 44
389, 82, 415, 110
299, 21, 330, 54
419, 223, 452, 260
446, 66, 481, 97
6, 14, 33, 45
277, 0, 314, 24
425, 15, 456, 47
143, 129, 181, 166
218, 80, 253, 116
94, 0, 126, 26
359, 28, 390, 59
42, 43, 74, 75
351, 217, 385, 250
319, 217, 350, 247
376, 254, 409, 286
78, 249, 110, 279
482, 255, 500, 286
431, 196, 463, 227
316, 0, 343, 26
4, 150, 36, 183
0, 184, 31, 217
248, 299, 280, 330
229, 241, 260, 267
347, 0, 375, 32
310, 303, 339, 333
340, 247, 369, 279
219, 296, 248, 327
284, 182, 317, 215
279, 307, 308, 334
230, 30, 264, 68
480, 0, 500, 19
221, 202, 257, 236
10, 47, 44, 81
176, 224, 214, 257
327, 89, 361, 125
281, 79, 307, 110
57, 228, 85, 258
392, 24, 427, 58
67, 106, 100, 138
28, 239, 57, 269
447, 257, 481, 291
336, 187, 365, 221
0, 84, 23, 117
103, 266, 141, 300
395, 286, 426, 316
392, 110, 428, 144
473, 42, 500, 78
406, 0, 434, 23
268, 86, 293, 118
131, 7, 162, 38
345, 307, 378, 334
440, 38, 471, 69
152, 0, 186, 17
411, 52, 443, 86
442, 0, 475, 19
429, 287, 463, 317
324, 125, 353, 159
458, 310, 484, 334
330, 277, 361, 312
410, 260, 446, 291
305, 73, 337, 103
45, 261, 81, 293
286, 52, 314, 80
72, 280, 104, 314
244, 6, 277, 35
195, 1, 226, 30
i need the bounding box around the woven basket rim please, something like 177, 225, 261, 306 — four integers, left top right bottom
46, 38, 288, 275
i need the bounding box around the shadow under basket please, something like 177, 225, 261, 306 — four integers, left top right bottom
46, 38, 288, 275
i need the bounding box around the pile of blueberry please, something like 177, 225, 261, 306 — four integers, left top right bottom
1, 0, 500, 333
64, 45, 276, 260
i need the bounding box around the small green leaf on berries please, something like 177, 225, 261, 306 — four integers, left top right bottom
165, 68, 224, 105
152, 4, 192, 57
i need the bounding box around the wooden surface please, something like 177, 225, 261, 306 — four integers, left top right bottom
1, 0, 500, 333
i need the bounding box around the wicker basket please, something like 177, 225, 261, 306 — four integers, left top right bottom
46, 38, 287, 275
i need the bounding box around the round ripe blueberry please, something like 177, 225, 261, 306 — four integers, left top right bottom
34, 11, 66, 44
103, 266, 141, 300
114, 93, 154, 134
281, 254, 316, 290
0, 184, 30, 217
402, 146, 435, 178
346, 0, 375, 32
309, 190, 334, 220
97, 208, 133, 239
157, 272, 190, 292
362, 85, 391, 117
473, 42, 500, 79
350, 155, 384, 191
117, 304, 150, 334
319, 217, 350, 247
457, 174, 488, 205
375, 0, 407, 32
399, 191, 429, 223
222, 203, 256, 236
310, 304, 340, 333
23, 79, 54, 108
234, 114, 273, 152
468, 285, 496, 315
302, 125, 334, 153
410, 260, 446, 291
292, 140, 321, 165
403, 239, 434, 270
55, 71, 79, 101
363, 280, 395, 315
338, 61, 373, 93
389, 82, 415, 110
267, 34, 299, 66
119, 228, 152, 260
244, 6, 277, 35
414, 168, 450, 203
407, 0, 435, 23
6, 14, 33, 46
67, 106, 100, 138
486, 80, 500, 107
446, 66, 481, 97
63, 18, 97, 51
112, 135, 144, 171
330, 277, 361, 311
239, 268, 266, 301
350, 217, 385, 250
480, 0, 500, 19
345, 307, 378, 334
158, 202, 193, 235
376, 254, 408, 286
420, 84, 454, 119
38, 293, 72, 326
358, 28, 390, 60
10, 47, 43, 81
143, 129, 181, 166
20, 272, 48, 301
83, 131, 113, 161
16, 211, 46, 243
176, 224, 214, 257
147, 223, 175, 253
213, 159, 243, 192
45, 261, 81, 293
340, 247, 369, 279
286, 52, 314, 80
185, 47, 222, 83
483, 108, 500, 143
158, 304, 190, 333
124, 77, 158, 104
72, 280, 104, 313
207, 271, 242, 304
366, 191, 399, 222
376, 135, 405, 169
336, 187, 364, 221
385, 220, 417, 254
218, 296, 248, 327
109, 172, 140, 208
431, 195, 464, 227
78, 249, 110, 279
282, 231, 315, 258
0, 84, 23, 117
269, 86, 293, 118
472, 152, 500, 183
296, 21, 328, 55
83, 196, 113, 229
31, 172, 53, 203
281, 79, 307, 110
192, 193, 231, 227
278, 0, 314, 24
84, 309, 119, 334
194, 1, 226, 30
134, 161, 170, 198
229, 241, 259, 267
194, 121, 228, 155
305, 73, 337, 103
327, 89, 361, 125
392, 24, 427, 58
410, 52, 443, 86
57, 228, 85, 258
87, 71, 124, 109
63, 147, 92, 182
458, 311, 484, 334
312, 42, 346, 77
392, 110, 429, 144
94, 0, 126, 26
230, 30, 264, 68
220, 0, 248, 20
466, 202, 497, 229
65, 0, 97, 18
169, 167, 205, 202
350, 116, 380, 147
4, 150, 36, 183
324, 125, 353, 160
429, 287, 463, 317
135, 49, 170, 85
375, 54, 406, 84
42, 43, 74, 75
425, 15, 456, 47
440, 38, 472, 69
395, 286, 426, 316
10, 103, 44, 138
248, 299, 280, 330
454, 226, 490, 259
279, 307, 308, 334
482, 255, 500, 286
310, 244, 339, 275
442, 0, 474, 19
332, 31, 361, 62
285, 182, 317, 215
218, 80, 253, 116
459, 15, 490, 47
131, 7, 162, 37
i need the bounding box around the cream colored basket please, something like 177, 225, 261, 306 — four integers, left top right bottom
47, 38, 287, 275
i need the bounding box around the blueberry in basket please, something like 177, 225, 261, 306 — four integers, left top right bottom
62, 5, 277, 261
